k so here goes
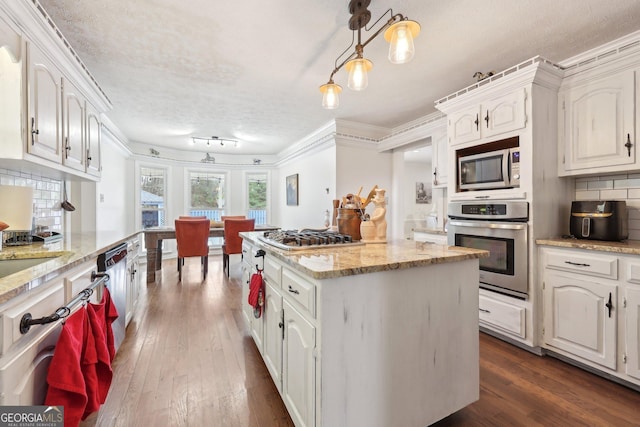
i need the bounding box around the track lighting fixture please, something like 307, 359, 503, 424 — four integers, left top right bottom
192, 136, 238, 147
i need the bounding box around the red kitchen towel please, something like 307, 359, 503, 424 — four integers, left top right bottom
45, 307, 96, 427
100, 288, 119, 362
248, 271, 264, 317
87, 300, 113, 405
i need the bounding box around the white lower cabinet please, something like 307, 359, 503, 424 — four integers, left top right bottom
243, 241, 317, 427
241, 255, 263, 353
0, 257, 100, 404
540, 245, 640, 387
543, 271, 617, 369
282, 300, 316, 427
263, 282, 283, 389
626, 287, 640, 380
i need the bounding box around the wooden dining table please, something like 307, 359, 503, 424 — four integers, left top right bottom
144, 224, 278, 282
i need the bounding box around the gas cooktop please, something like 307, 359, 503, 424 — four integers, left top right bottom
258, 230, 364, 251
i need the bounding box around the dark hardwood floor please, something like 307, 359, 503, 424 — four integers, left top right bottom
81, 255, 640, 427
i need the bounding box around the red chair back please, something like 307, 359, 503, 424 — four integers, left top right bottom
175, 219, 210, 258
221, 215, 246, 221
223, 219, 255, 255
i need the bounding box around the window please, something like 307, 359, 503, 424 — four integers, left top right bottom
140, 166, 166, 229
247, 173, 268, 224
188, 171, 225, 219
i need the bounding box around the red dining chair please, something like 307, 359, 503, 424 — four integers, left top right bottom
221, 215, 246, 221
174, 218, 210, 282
222, 218, 255, 277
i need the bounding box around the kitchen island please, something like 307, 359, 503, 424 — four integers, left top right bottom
240, 232, 488, 427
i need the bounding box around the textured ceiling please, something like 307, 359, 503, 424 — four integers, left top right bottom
38, 0, 640, 155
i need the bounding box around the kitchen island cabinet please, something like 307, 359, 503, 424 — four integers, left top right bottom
241, 232, 487, 427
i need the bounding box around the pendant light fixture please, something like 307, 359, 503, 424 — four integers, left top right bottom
319, 0, 420, 109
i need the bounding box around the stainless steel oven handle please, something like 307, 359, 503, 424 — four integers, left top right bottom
447, 220, 527, 230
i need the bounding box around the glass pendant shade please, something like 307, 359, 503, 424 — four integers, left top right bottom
345, 58, 373, 91
385, 20, 421, 64
319, 82, 342, 109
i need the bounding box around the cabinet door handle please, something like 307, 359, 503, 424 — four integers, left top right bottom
479, 308, 491, 314
625, 133, 633, 157
474, 114, 479, 131
288, 285, 299, 295
484, 110, 490, 128
605, 292, 613, 318
433, 169, 438, 186
564, 261, 590, 267
278, 321, 284, 328
31, 117, 39, 144
65, 137, 70, 158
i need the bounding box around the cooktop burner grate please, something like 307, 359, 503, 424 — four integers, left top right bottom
259, 230, 364, 251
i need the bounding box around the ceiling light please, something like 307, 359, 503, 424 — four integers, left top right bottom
319, 0, 420, 109
201, 153, 216, 163
192, 136, 238, 147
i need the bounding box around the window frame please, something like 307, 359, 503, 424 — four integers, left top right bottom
136, 162, 169, 230
245, 171, 270, 225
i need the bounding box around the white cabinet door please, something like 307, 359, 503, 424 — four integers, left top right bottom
241, 263, 252, 328
561, 69, 635, 173
86, 102, 102, 177
431, 130, 448, 188
482, 89, 527, 139
62, 78, 85, 172
626, 287, 640, 380
27, 43, 62, 163
544, 272, 617, 369
263, 282, 283, 390
448, 105, 481, 145
282, 300, 315, 427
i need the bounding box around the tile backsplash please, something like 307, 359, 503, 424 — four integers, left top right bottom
575, 173, 640, 240
0, 168, 63, 232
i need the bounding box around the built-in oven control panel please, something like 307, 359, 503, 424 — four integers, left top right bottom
448, 201, 528, 221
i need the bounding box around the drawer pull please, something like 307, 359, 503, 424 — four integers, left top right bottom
288, 285, 300, 295
605, 292, 613, 318
564, 261, 590, 267
479, 308, 491, 314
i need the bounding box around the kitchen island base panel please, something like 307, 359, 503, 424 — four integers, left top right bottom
318, 259, 480, 427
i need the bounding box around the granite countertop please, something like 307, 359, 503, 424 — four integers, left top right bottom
0, 230, 142, 305
536, 237, 640, 255
241, 231, 488, 280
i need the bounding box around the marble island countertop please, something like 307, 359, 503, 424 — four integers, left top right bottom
241, 231, 488, 280
0, 230, 142, 305
536, 237, 640, 255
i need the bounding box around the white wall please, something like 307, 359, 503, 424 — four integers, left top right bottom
94, 130, 131, 240
277, 145, 336, 230
336, 142, 393, 235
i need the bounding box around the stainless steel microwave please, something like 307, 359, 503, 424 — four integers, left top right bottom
458, 147, 520, 190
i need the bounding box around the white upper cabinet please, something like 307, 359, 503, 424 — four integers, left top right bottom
62, 78, 85, 172
86, 102, 102, 177
0, 3, 110, 181
431, 130, 448, 188
559, 69, 636, 175
26, 42, 62, 163
447, 89, 527, 146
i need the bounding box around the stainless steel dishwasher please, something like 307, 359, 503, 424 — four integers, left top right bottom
97, 242, 128, 352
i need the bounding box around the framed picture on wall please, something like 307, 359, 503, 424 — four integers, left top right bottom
416, 182, 432, 204
286, 174, 299, 206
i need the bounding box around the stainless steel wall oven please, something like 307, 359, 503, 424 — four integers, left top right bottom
448, 201, 528, 298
